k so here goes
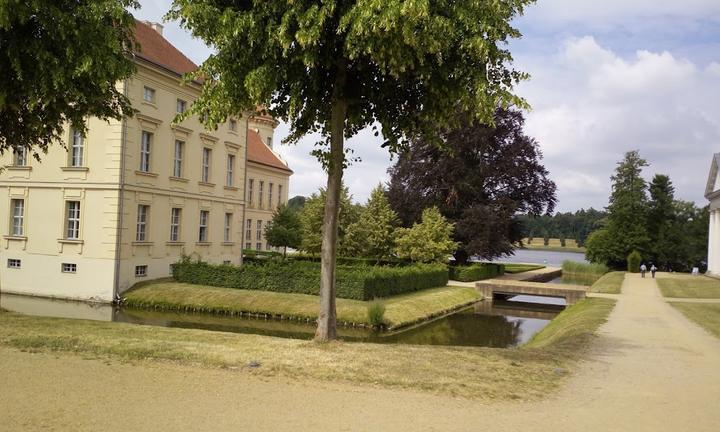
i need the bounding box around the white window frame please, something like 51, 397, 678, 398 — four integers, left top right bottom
245, 242, 251, 250
13, 147, 27, 166
136, 204, 149, 242
259, 181, 264, 208
62, 263, 77, 273
170, 208, 181, 242
202, 147, 211, 183
199, 210, 209, 242
65, 201, 81, 240
7, 258, 21, 269
143, 86, 156, 103
256, 242, 261, 251
269, 183, 274, 208
224, 213, 232, 242
135, 265, 148, 277
173, 140, 184, 178
245, 219, 252, 242
176, 98, 187, 114
256, 220, 262, 241
278, 185, 283, 206
226, 154, 235, 187
10, 198, 24, 236
140, 131, 152, 172
229, 119, 237, 131
70, 130, 84, 167
248, 179, 254, 205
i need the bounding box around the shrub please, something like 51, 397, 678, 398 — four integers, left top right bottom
627, 250, 642, 273
367, 300, 386, 327
289, 254, 410, 267
561, 260, 609, 276
449, 263, 505, 282
559, 237, 566, 247
171, 259, 448, 300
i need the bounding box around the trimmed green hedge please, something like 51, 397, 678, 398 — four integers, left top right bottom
449, 263, 505, 282
289, 254, 410, 267
171, 260, 448, 300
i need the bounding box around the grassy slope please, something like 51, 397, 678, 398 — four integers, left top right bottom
525, 298, 616, 352
125, 282, 481, 330
657, 274, 720, 298
0, 295, 616, 401
669, 303, 720, 339
503, 264, 546, 274
589, 272, 626, 294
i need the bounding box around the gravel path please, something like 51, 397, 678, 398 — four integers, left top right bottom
1, 273, 719, 431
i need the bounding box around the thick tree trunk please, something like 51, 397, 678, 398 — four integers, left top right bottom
315, 82, 347, 341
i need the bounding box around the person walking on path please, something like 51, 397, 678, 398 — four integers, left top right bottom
640, 263, 647, 278
651, 264, 657, 278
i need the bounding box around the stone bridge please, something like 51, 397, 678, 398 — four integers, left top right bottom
475, 279, 588, 305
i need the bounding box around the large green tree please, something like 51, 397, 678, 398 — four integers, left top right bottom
169, 0, 532, 340
298, 187, 359, 256
344, 185, 399, 261
388, 109, 556, 263
587, 150, 650, 267
264, 204, 302, 257
395, 207, 458, 264
0, 0, 138, 157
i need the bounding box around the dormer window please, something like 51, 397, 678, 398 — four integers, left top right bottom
267, 136, 273, 148
13, 147, 27, 166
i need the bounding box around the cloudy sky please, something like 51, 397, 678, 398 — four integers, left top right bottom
135, 0, 720, 212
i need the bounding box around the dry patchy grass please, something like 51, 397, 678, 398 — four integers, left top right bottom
590, 272, 626, 294
0, 296, 615, 401
669, 302, 720, 339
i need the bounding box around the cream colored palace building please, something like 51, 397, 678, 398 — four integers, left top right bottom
706, 153, 720, 275
0, 21, 291, 302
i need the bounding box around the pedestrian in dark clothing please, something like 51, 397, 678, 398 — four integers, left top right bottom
651, 264, 657, 279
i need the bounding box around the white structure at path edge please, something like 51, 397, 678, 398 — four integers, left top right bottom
705, 153, 720, 275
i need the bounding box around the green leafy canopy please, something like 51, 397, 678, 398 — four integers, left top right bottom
168, 0, 533, 158
0, 0, 138, 157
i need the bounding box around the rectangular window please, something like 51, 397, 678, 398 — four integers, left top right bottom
170, 208, 181, 242
248, 179, 254, 205
256, 242, 262, 251
224, 213, 232, 242
10, 199, 24, 236
267, 136, 272, 148
65, 201, 81, 240
223, 260, 231, 265
143, 86, 155, 103
202, 147, 211, 183
259, 181, 264, 208
136, 204, 149, 242
70, 130, 84, 167
199, 210, 209, 242
176, 98, 187, 113
140, 131, 152, 172
269, 183, 274, 208
135, 265, 148, 277
256, 220, 262, 241
13, 147, 27, 166
226, 154, 235, 187
173, 140, 184, 178
278, 185, 283, 206
62, 263, 77, 273
229, 119, 237, 131
245, 242, 251, 250
7, 258, 21, 269
245, 219, 252, 242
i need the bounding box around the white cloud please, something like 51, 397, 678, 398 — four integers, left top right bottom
519, 36, 720, 211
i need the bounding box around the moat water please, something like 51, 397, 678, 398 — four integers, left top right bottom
0, 292, 567, 348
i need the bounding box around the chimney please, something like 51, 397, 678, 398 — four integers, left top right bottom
144, 21, 164, 36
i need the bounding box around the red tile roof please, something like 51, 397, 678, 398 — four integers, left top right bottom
247, 130, 292, 173
133, 20, 198, 76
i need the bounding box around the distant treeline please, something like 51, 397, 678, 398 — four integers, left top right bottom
517, 208, 607, 247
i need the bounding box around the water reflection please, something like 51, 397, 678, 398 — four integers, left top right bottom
1, 293, 561, 348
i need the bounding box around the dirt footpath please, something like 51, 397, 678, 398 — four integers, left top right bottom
1, 273, 719, 431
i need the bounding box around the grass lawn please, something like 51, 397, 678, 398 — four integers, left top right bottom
669, 302, 720, 339
503, 264, 546, 274
589, 272, 626, 294
656, 274, 720, 298
125, 281, 481, 330
0, 297, 615, 401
